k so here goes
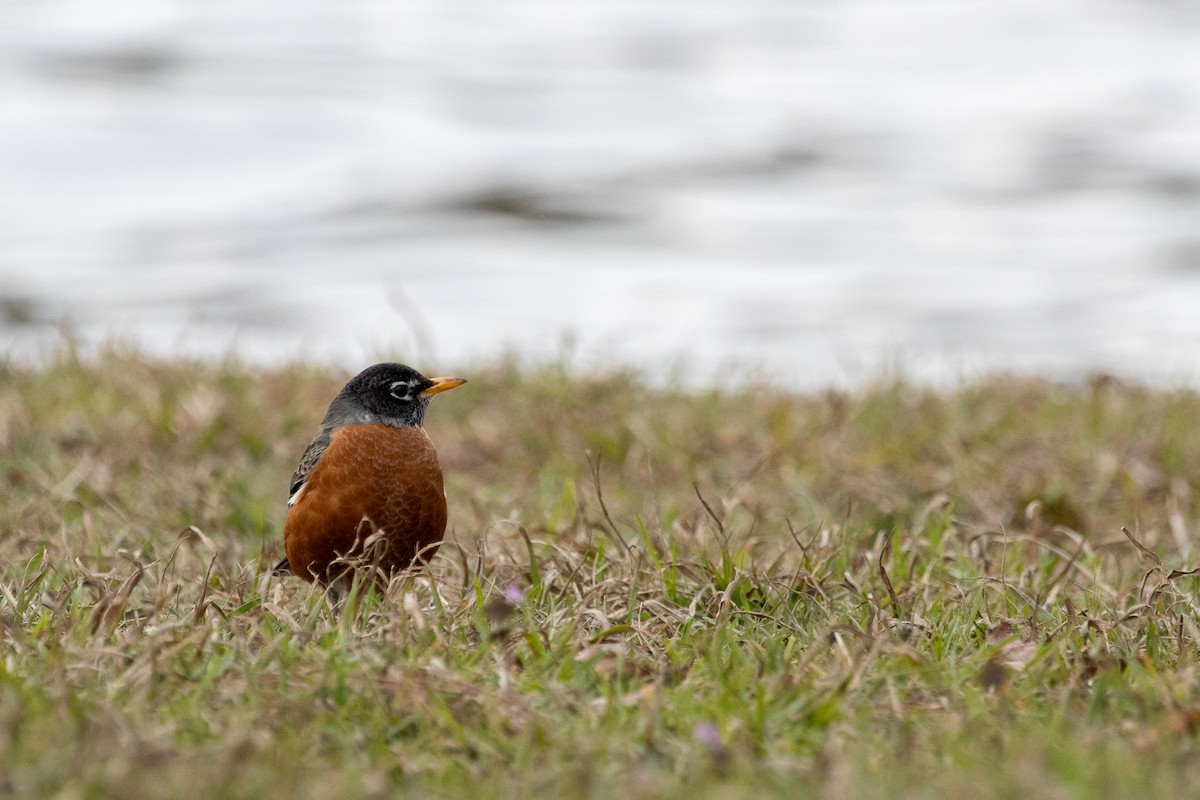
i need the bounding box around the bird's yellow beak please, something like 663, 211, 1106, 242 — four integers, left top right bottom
420, 376, 467, 398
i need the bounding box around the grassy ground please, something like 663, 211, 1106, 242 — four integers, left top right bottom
4, 348, 1200, 798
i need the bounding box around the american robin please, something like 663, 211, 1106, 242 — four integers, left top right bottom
274, 363, 466, 586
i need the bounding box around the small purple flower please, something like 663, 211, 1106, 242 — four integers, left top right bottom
692, 721, 722, 747
505, 584, 524, 605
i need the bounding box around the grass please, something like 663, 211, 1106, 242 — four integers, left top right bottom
5, 347, 1200, 798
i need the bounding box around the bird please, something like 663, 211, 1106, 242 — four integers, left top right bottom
273, 362, 466, 588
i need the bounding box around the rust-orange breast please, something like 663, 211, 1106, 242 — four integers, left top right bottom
283, 424, 447, 582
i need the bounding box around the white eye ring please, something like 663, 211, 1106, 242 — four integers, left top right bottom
388, 380, 413, 400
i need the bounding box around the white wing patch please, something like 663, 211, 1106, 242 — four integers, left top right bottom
288, 482, 306, 507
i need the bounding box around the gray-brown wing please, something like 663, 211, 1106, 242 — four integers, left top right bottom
288, 430, 332, 505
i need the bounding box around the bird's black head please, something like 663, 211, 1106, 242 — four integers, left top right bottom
324, 363, 466, 429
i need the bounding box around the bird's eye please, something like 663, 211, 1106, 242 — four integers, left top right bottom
388, 380, 412, 400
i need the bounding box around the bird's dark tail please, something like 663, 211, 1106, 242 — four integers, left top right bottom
272, 556, 293, 576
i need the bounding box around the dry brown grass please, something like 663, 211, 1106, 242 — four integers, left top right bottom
3, 348, 1200, 798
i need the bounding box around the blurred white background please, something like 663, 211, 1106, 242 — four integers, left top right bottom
2, 0, 1200, 385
